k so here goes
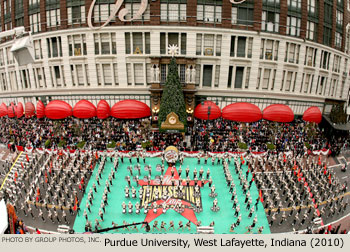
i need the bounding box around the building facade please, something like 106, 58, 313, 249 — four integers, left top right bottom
0, 0, 350, 118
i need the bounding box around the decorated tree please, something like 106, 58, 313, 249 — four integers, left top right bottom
158, 57, 187, 129
330, 104, 347, 124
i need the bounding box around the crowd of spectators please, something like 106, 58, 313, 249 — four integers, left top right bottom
0, 116, 346, 155
191, 118, 345, 154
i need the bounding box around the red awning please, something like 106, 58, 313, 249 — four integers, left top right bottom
111, 100, 151, 119
45, 100, 72, 119
7, 105, 15, 118
0, 103, 7, 117
222, 102, 262, 122
263, 104, 294, 122
36, 100, 45, 119
16, 102, 24, 118
303, 106, 322, 124
25, 102, 35, 118
97, 100, 110, 119
73, 100, 97, 119
194, 101, 221, 120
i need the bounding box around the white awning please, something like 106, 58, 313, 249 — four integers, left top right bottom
10, 36, 31, 52
10, 36, 35, 66
0, 199, 8, 234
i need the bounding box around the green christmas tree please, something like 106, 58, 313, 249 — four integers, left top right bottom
158, 57, 187, 129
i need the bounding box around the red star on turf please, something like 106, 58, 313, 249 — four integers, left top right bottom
138, 165, 208, 225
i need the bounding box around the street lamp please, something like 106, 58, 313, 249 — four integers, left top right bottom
206, 105, 211, 151
207, 106, 212, 121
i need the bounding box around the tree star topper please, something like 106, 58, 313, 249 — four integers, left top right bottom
168, 44, 179, 57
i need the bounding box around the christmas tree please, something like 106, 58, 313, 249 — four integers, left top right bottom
158, 57, 187, 130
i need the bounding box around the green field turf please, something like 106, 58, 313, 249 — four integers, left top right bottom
73, 157, 271, 234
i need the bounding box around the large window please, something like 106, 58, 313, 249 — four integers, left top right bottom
323, 27, 332, 47
202, 65, 213, 87
29, 13, 41, 33
231, 0, 254, 25
125, 32, 150, 54
160, 64, 167, 84
281, 70, 296, 92
333, 55, 341, 73
214, 66, 220, 87
160, 0, 186, 22
336, 10, 343, 27
15, 0, 24, 27
285, 42, 300, 64
20, 69, 31, 89
29, 0, 41, 33
4, 0, 12, 31
134, 63, 144, 85
287, 16, 301, 36
320, 50, 330, 70
262, 11, 279, 32
262, 0, 280, 32
307, 0, 317, 15
96, 63, 118, 86
307, 0, 318, 41
323, 2, 333, 24
329, 78, 338, 97
323, 1, 333, 46
29, 0, 40, 7
45, 0, 60, 28
260, 39, 279, 61
304, 46, 317, 67
228, 66, 249, 89
262, 69, 272, 90
33, 67, 46, 89
179, 64, 186, 84
196, 34, 222, 56
288, 0, 301, 10
0, 73, 8, 91
204, 34, 214, 56
68, 35, 87, 56
340, 77, 345, 98
124, 63, 146, 86
67, 0, 85, 25
47, 37, 62, 58
306, 21, 317, 41
287, 0, 301, 37
301, 73, 314, 93
125, 0, 150, 21
95, 33, 117, 55
93, 0, 115, 23
33, 39, 43, 60
256, 67, 276, 90
50, 65, 65, 87
234, 67, 244, 89
71, 64, 89, 86
316, 76, 327, 95
160, 33, 186, 55
336, 1, 344, 48
335, 32, 342, 48
197, 0, 222, 23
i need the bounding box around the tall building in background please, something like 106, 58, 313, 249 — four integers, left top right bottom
0, 0, 350, 120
